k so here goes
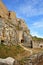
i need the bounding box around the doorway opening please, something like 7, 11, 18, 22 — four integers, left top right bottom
8, 11, 11, 19
1, 40, 4, 44
40, 45, 43, 48
30, 41, 33, 48
0, 16, 2, 18
21, 39, 24, 43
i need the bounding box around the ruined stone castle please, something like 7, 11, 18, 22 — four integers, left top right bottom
0, 1, 32, 47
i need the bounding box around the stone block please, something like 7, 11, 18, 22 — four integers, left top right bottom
0, 57, 15, 65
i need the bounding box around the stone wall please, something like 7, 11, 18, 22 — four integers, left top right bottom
32, 39, 43, 48
0, 1, 32, 47
0, 18, 19, 45
8, 11, 16, 20
0, 17, 31, 46
0, 1, 8, 19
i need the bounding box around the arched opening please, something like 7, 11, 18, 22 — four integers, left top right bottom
0, 16, 2, 18
9, 12, 10, 17
21, 39, 24, 43
1, 40, 4, 44
40, 45, 42, 48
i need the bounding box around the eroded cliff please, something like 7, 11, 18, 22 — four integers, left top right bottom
0, 1, 32, 47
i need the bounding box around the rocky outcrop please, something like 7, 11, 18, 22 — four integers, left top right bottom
0, 1, 8, 19
19, 52, 43, 65
0, 1, 32, 47
0, 57, 15, 65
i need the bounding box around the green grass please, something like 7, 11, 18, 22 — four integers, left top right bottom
0, 44, 25, 59
0, 43, 43, 61
0, 44, 32, 61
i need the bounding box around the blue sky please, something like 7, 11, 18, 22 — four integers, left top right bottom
2, 0, 43, 38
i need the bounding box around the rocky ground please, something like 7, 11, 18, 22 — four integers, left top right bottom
37, 61, 43, 65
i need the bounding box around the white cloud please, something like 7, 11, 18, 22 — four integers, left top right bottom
30, 31, 43, 38
16, 0, 43, 38
30, 19, 43, 38
31, 31, 39, 36
32, 19, 43, 28
17, 0, 43, 17
32, 22, 43, 28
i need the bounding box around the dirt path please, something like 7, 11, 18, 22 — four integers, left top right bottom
19, 44, 33, 54
19, 44, 43, 65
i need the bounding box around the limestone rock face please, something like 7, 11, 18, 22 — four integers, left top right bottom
8, 11, 16, 20
0, 57, 15, 65
0, 1, 32, 47
0, 1, 8, 19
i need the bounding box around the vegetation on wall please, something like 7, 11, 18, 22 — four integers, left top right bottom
32, 36, 43, 41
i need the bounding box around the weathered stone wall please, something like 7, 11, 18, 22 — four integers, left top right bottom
0, 1, 32, 47
33, 40, 43, 48
0, 1, 8, 19
0, 18, 18, 45
17, 18, 32, 47
8, 11, 16, 19
0, 17, 31, 46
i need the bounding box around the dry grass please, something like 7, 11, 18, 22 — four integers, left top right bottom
0, 44, 43, 61
0, 44, 31, 60
32, 48, 43, 54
